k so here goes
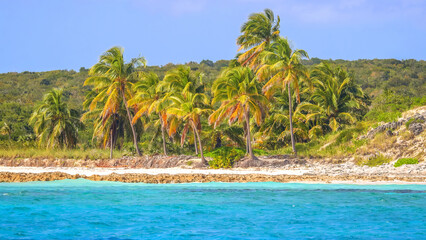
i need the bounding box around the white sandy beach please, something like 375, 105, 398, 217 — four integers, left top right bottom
0, 166, 309, 176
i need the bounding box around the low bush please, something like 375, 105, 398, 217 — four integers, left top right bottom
405, 118, 424, 129
394, 158, 419, 167
361, 154, 391, 167
206, 147, 245, 169
364, 111, 401, 122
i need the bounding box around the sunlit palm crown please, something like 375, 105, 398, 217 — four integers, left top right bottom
129, 71, 168, 125
258, 37, 309, 100
160, 65, 203, 94
209, 67, 267, 128
237, 8, 280, 68
83, 47, 146, 123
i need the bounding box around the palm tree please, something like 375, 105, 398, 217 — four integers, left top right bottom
256, 87, 309, 149
129, 71, 169, 155
161, 66, 205, 154
258, 37, 309, 155
83, 46, 145, 156
209, 67, 267, 160
297, 61, 365, 132
167, 91, 211, 165
30, 89, 83, 148
0, 122, 12, 141
237, 9, 280, 69
160, 65, 203, 94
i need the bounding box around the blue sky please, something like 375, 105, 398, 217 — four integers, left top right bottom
0, 0, 425, 73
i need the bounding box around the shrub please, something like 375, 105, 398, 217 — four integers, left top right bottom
336, 129, 354, 143
361, 154, 391, 167
207, 147, 245, 169
394, 158, 419, 167
405, 118, 424, 128
364, 111, 401, 122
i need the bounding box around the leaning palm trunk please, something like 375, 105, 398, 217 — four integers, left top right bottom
109, 119, 115, 159
159, 114, 167, 156
287, 83, 297, 156
110, 128, 114, 159
245, 108, 256, 160
190, 121, 207, 165
193, 128, 198, 154
121, 90, 142, 156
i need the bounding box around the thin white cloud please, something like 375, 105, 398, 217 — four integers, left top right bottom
130, 0, 207, 16
170, 0, 207, 16
237, 0, 425, 25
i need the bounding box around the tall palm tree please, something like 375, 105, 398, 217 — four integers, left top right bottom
83, 46, 145, 156
167, 91, 211, 165
258, 37, 309, 155
237, 9, 280, 69
30, 89, 83, 148
129, 71, 169, 155
161, 66, 204, 154
209, 67, 267, 160
82, 90, 118, 158
297, 61, 365, 132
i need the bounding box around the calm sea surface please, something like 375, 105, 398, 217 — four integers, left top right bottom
0, 179, 425, 239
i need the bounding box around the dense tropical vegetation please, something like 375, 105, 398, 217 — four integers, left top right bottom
29, 89, 83, 149
0, 9, 424, 165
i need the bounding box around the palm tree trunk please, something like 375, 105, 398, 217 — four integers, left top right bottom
245, 108, 255, 160
243, 123, 249, 153
193, 128, 198, 154
288, 82, 297, 156
121, 90, 142, 156
159, 113, 167, 156
110, 127, 114, 159
190, 121, 206, 165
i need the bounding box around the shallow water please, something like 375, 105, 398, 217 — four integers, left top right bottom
0, 179, 425, 239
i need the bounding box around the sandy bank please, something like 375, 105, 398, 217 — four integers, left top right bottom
0, 166, 308, 176
0, 156, 425, 183
0, 166, 424, 184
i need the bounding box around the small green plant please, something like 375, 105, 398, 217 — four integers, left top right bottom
186, 160, 193, 166
405, 118, 423, 128
361, 154, 391, 167
365, 111, 402, 122
336, 129, 354, 142
207, 147, 245, 169
394, 158, 419, 167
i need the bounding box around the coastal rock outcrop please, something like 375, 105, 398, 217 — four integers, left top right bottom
0, 172, 424, 183
363, 107, 426, 139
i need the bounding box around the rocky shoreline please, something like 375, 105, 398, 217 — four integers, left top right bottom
0, 171, 424, 184
0, 154, 425, 184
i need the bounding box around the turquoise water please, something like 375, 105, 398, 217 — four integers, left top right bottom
0, 180, 425, 239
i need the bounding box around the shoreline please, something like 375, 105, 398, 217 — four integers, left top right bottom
0, 156, 424, 184
0, 166, 424, 184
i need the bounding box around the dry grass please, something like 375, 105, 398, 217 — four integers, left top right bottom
270, 122, 373, 158
0, 147, 127, 160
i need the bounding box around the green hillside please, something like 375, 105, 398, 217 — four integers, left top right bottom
0, 58, 425, 142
